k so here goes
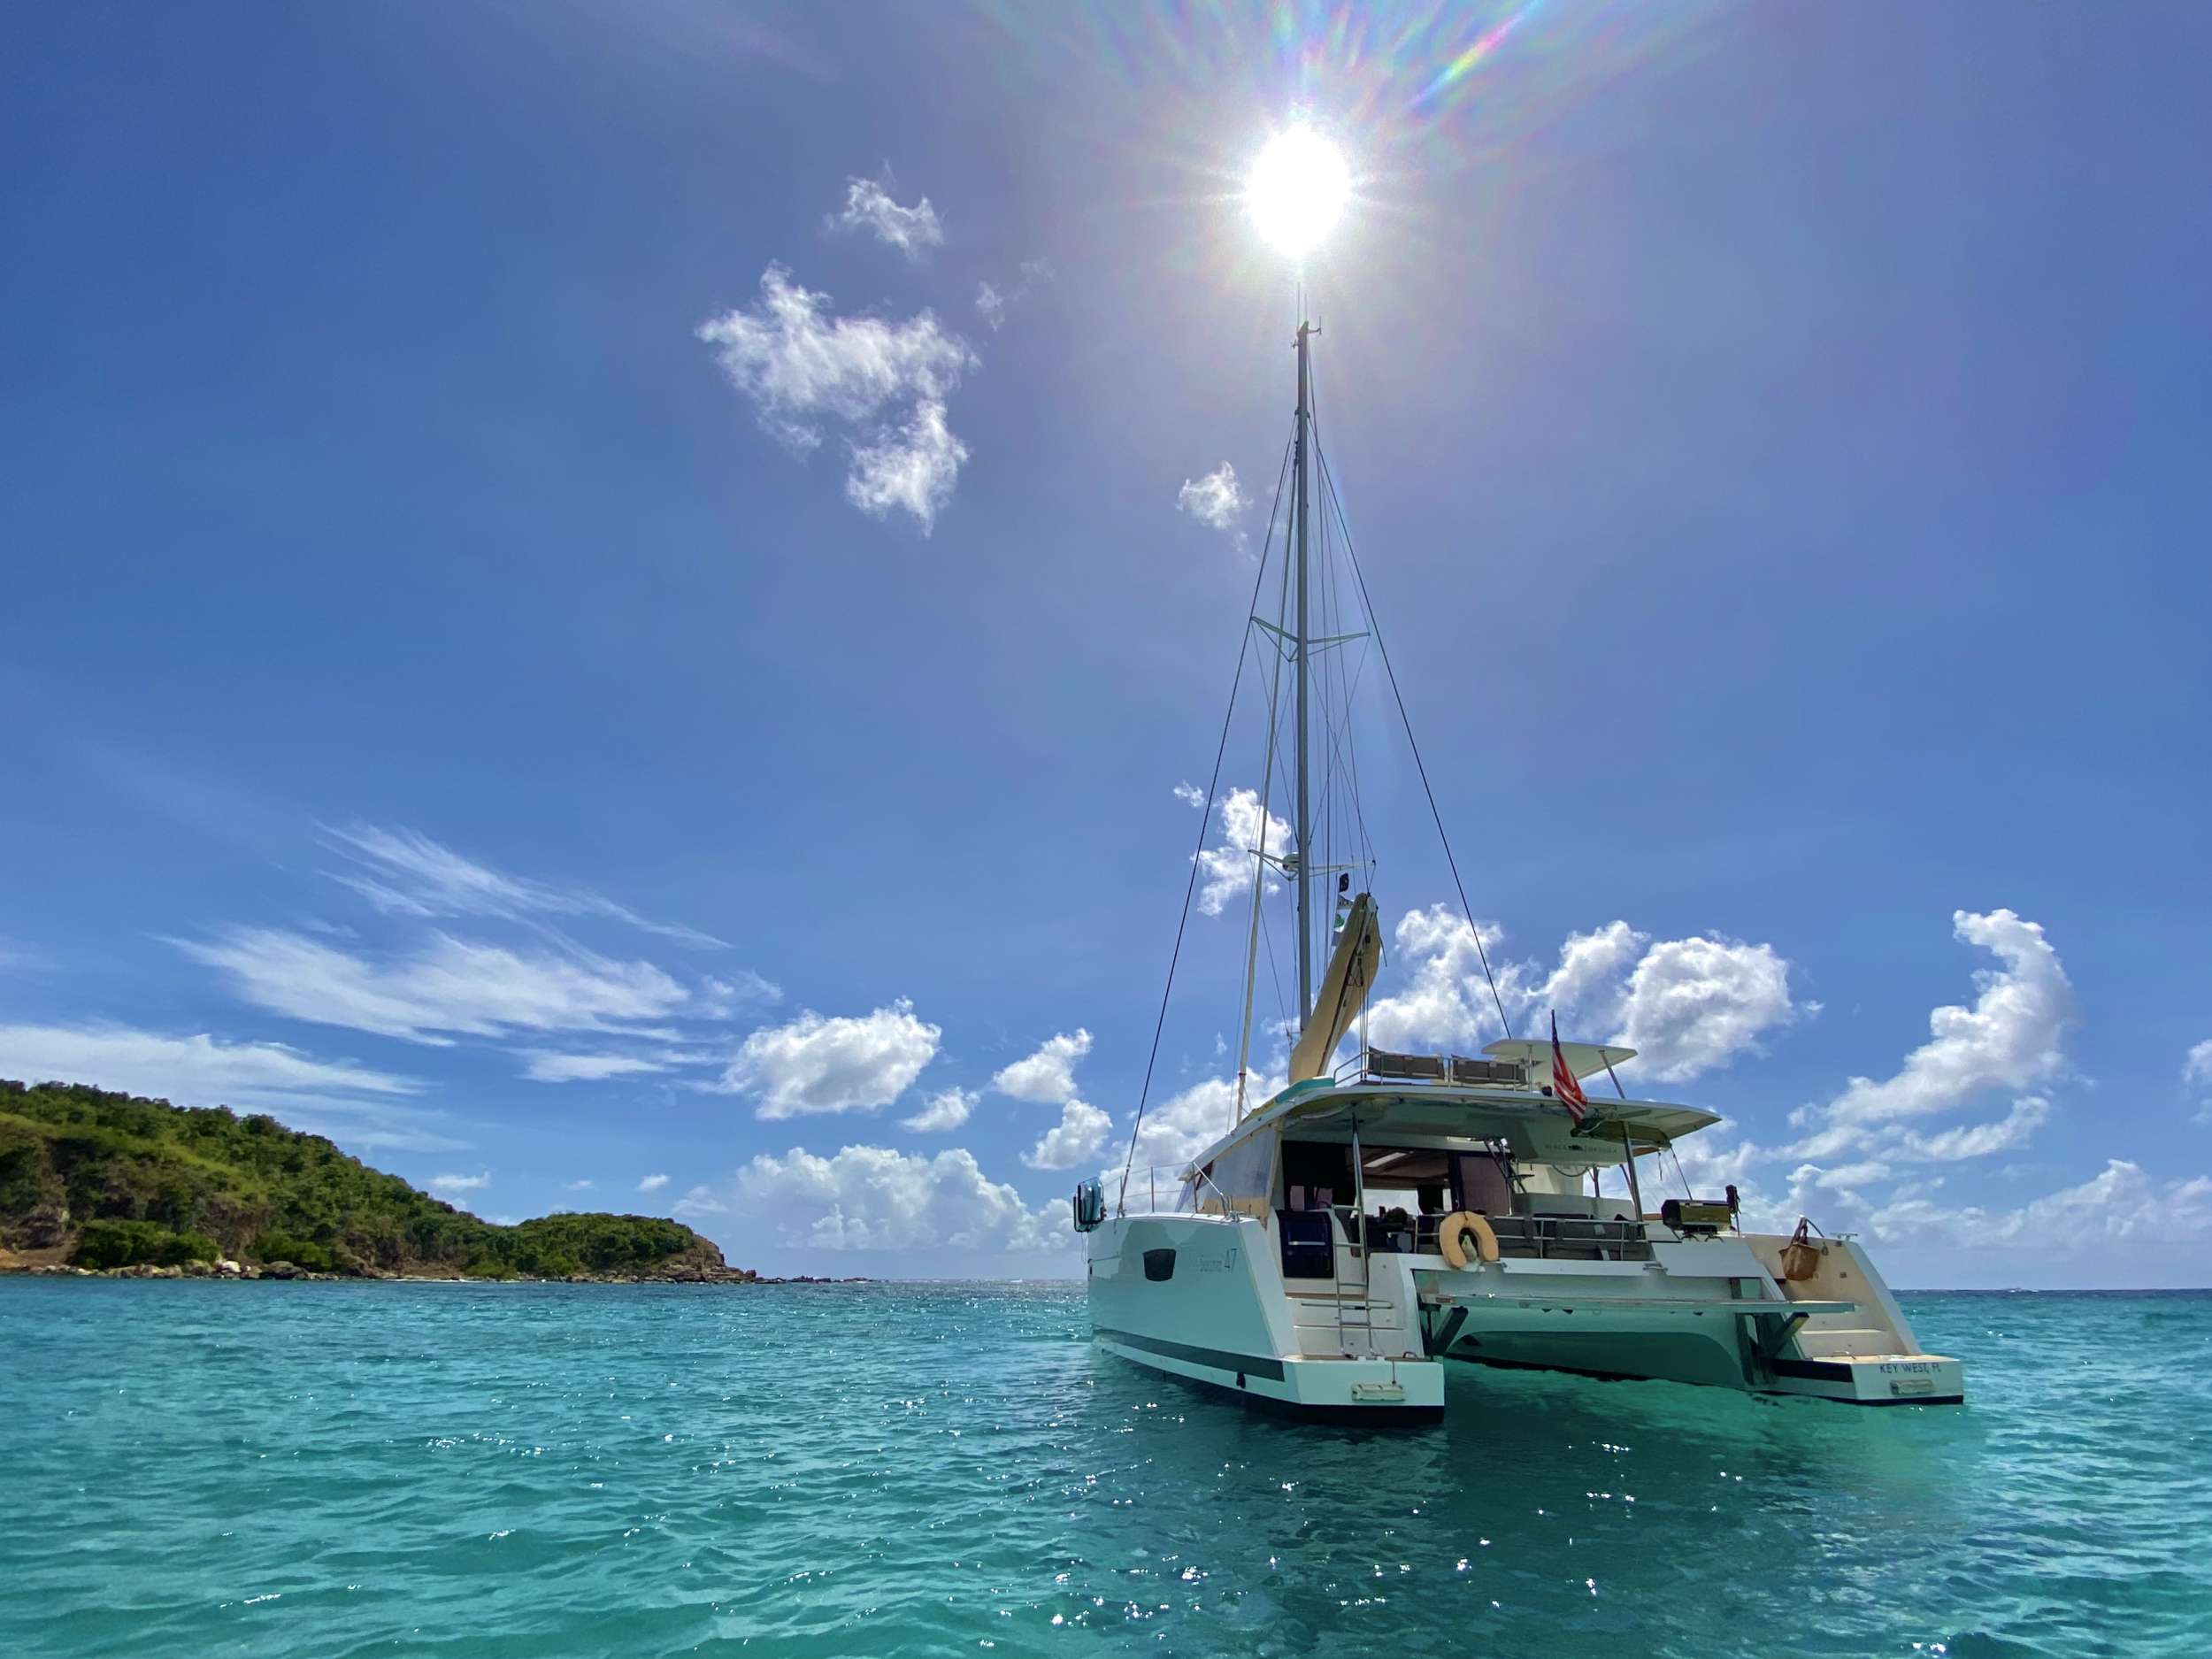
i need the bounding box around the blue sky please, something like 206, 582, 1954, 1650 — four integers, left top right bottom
4, 2, 2209, 1286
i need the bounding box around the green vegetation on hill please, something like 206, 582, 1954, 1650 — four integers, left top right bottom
0, 1079, 729, 1279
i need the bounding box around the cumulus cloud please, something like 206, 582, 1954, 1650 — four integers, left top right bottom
321, 823, 726, 949
1125, 1071, 1278, 1173
719, 1000, 941, 1119
1176, 462, 1249, 549
0, 1021, 463, 1153
827, 176, 943, 257
697, 265, 976, 531
430, 1170, 490, 1194
975, 280, 1006, 330
994, 1029, 1092, 1102
1194, 787, 1294, 918
901, 1087, 976, 1133
2187, 1040, 2212, 1125
1361, 907, 1799, 1081
1793, 910, 2071, 1160
1869, 1160, 2212, 1253
1616, 935, 1798, 1081
1024, 1100, 1112, 1171
726, 1144, 1071, 1252
1363, 907, 1514, 1054
174, 928, 696, 1047
638, 1173, 671, 1193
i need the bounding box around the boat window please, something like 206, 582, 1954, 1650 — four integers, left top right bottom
1280, 1141, 1350, 1210
1358, 1147, 1455, 1252
1212, 1136, 1274, 1206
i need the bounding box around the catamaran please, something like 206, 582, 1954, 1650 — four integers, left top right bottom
1076, 317, 1962, 1422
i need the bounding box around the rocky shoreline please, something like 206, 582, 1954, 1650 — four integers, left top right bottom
4, 1258, 867, 1285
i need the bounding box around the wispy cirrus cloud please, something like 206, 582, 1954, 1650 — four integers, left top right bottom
697, 265, 976, 531
826, 176, 944, 258
173, 928, 700, 1047
975, 257, 1050, 331
322, 823, 726, 949
518, 1049, 673, 1084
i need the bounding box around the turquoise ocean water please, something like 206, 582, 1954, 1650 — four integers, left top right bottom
3, 1280, 2207, 1658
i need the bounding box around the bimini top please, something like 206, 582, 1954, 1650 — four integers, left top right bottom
1185, 1076, 1723, 1175
1481, 1039, 1637, 1081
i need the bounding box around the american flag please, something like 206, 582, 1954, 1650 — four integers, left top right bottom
1549, 1010, 1588, 1125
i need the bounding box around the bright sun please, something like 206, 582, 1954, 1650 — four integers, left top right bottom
1247, 126, 1350, 258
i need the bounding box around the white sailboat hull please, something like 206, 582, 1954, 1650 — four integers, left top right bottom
1088, 1215, 1445, 1422
1087, 1215, 1962, 1419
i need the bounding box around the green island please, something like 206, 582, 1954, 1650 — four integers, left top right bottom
0, 1079, 757, 1282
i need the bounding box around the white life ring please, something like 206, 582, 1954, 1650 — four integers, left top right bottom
1438, 1210, 1499, 1269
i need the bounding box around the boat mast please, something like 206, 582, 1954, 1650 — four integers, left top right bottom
1292, 318, 1315, 1031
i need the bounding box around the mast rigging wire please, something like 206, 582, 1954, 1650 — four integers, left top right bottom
1116, 437, 1294, 1212
1315, 436, 1515, 1041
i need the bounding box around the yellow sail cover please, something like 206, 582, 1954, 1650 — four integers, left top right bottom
1288, 892, 1381, 1081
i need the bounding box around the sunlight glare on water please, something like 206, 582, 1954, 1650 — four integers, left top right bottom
3, 1280, 2208, 1657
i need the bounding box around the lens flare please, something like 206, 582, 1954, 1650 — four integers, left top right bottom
1247, 126, 1349, 258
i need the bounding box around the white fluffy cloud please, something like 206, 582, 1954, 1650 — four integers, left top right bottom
1869, 1160, 2212, 1253
174, 928, 696, 1047
727, 1144, 1070, 1252
322, 823, 726, 949
697, 265, 976, 531
1361, 907, 1799, 1082
1126, 1071, 1277, 1173
1194, 787, 1294, 918
993, 1029, 1092, 1102
1363, 906, 1511, 1054
844, 396, 967, 526
430, 1170, 489, 1194
638, 1173, 670, 1193
975, 280, 1006, 330
0, 1022, 463, 1152
901, 1087, 976, 1133
827, 177, 943, 257
1177, 462, 1249, 549
2186, 1040, 2212, 1125
1616, 935, 1797, 1081
1024, 1100, 1111, 1171
719, 1000, 941, 1119
1793, 910, 2071, 1159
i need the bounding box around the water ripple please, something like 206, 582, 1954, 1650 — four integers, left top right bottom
2, 1282, 2208, 1655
